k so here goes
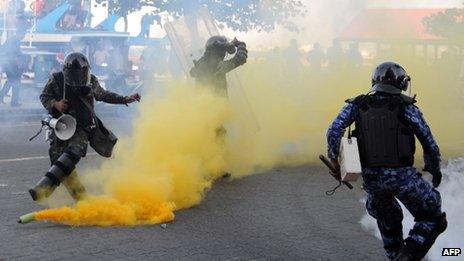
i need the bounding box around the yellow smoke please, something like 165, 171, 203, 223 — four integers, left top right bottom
36, 196, 175, 226
34, 48, 464, 226
36, 85, 231, 225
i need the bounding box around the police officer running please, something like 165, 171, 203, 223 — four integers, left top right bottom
29, 52, 141, 202
326, 62, 447, 260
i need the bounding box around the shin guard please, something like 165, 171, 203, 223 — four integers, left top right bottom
62, 171, 86, 201
29, 152, 80, 201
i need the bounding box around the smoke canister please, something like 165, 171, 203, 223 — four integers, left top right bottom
18, 213, 36, 224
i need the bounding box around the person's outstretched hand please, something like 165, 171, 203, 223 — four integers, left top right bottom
125, 93, 141, 103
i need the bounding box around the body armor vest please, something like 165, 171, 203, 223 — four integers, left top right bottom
53, 72, 94, 128
351, 94, 416, 168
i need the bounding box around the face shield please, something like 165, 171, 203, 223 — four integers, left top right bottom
401, 76, 413, 97
371, 61, 412, 96
205, 36, 234, 59
63, 52, 92, 87
64, 66, 91, 87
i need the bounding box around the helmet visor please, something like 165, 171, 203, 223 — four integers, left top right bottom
402, 79, 413, 97
64, 67, 91, 86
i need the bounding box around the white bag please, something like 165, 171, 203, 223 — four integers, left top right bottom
339, 137, 362, 182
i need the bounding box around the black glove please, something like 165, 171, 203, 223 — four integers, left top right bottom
235, 44, 248, 65
432, 170, 442, 188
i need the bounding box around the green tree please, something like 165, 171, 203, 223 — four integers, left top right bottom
97, 0, 306, 32
423, 5, 464, 45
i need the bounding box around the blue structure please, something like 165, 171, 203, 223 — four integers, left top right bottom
96, 15, 119, 32
36, 4, 70, 33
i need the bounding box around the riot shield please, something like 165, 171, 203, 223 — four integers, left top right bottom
164, 7, 259, 131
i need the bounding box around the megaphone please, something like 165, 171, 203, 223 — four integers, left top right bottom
42, 114, 77, 141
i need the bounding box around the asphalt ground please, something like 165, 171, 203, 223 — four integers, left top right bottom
0, 120, 385, 261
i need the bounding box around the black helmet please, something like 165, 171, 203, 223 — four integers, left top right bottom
205, 35, 235, 56
63, 52, 91, 87
372, 61, 411, 94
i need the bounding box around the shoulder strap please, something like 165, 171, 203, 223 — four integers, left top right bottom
399, 94, 417, 104
77, 95, 99, 127
52, 72, 65, 100
345, 94, 365, 104
345, 94, 366, 138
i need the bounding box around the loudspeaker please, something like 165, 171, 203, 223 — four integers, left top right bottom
42, 114, 77, 141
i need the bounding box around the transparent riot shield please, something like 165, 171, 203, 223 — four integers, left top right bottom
164, 7, 259, 131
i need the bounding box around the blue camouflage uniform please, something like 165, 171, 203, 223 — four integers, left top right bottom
327, 95, 444, 260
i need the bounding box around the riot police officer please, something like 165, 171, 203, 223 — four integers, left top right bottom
190, 35, 248, 97
326, 61, 446, 260
29, 52, 141, 202
189, 36, 248, 178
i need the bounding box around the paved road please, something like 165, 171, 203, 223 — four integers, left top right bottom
0, 120, 385, 261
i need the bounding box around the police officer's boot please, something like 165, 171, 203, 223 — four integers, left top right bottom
393, 246, 418, 261
62, 171, 86, 201
29, 152, 80, 201
394, 213, 448, 261
28, 176, 58, 201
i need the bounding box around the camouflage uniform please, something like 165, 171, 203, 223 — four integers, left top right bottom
41, 72, 127, 161
327, 95, 444, 260
38, 72, 127, 200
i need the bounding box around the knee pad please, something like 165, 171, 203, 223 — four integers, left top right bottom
415, 212, 447, 233
62, 172, 86, 201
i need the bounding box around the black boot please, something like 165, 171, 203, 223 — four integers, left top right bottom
396, 213, 448, 261
29, 176, 58, 201
62, 172, 86, 201
29, 152, 81, 201
393, 245, 418, 261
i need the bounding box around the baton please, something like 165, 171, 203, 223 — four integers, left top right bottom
319, 155, 353, 190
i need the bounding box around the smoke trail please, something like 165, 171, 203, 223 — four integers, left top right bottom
35, 85, 231, 225
360, 158, 464, 260
32, 55, 324, 225
33, 61, 321, 225
35, 196, 175, 226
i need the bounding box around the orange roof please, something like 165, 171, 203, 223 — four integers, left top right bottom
340, 8, 446, 41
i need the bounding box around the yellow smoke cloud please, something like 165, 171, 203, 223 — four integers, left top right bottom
36, 85, 231, 225
34, 48, 464, 226
36, 196, 175, 226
